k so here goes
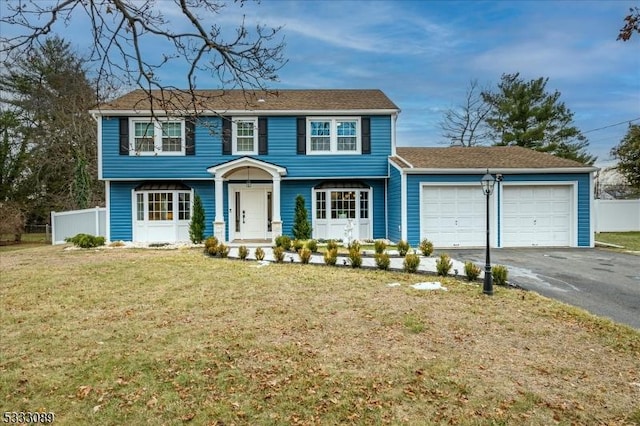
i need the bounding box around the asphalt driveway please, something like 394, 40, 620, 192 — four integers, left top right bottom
450, 248, 640, 330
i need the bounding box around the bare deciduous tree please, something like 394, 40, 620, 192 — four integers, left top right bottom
439, 80, 491, 147
1, 0, 287, 110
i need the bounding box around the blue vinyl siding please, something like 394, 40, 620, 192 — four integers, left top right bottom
102, 115, 392, 179
404, 172, 592, 247
108, 180, 215, 241
387, 164, 402, 243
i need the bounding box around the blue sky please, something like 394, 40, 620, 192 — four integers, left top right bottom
2, 0, 639, 166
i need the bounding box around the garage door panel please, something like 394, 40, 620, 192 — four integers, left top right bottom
502, 185, 571, 247
421, 185, 487, 247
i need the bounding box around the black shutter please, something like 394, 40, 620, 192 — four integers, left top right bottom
361, 117, 371, 154
119, 117, 129, 155
258, 117, 268, 155
222, 116, 231, 155
185, 117, 196, 155
296, 117, 306, 155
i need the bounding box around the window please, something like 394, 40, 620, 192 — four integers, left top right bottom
331, 191, 356, 219
359, 191, 369, 219
178, 193, 191, 220
307, 118, 360, 154
135, 191, 191, 221
130, 119, 185, 155
316, 191, 326, 219
233, 118, 258, 154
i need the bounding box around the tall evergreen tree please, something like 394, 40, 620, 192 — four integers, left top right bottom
292, 195, 311, 240
482, 73, 596, 165
0, 36, 103, 222
189, 194, 206, 244
611, 124, 640, 190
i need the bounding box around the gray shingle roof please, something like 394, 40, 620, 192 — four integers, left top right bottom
393, 146, 594, 170
94, 89, 399, 112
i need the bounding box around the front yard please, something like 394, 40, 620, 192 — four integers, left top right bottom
1, 246, 639, 425
596, 231, 640, 252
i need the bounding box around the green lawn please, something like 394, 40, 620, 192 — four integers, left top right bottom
595, 231, 640, 251
1, 246, 639, 425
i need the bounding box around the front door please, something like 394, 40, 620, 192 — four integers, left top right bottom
234, 188, 268, 240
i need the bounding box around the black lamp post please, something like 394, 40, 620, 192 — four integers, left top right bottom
480, 170, 496, 295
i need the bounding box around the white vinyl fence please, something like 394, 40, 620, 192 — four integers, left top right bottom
51, 207, 106, 245
594, 199, 640, 232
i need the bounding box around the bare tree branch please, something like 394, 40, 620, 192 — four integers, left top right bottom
1, 0, 287, 113
439, 80, 492, 147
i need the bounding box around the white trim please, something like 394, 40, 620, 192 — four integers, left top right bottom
105, 181, 111, 242
97, 116, 103, 180
589, 172, 595, 248
207, 156, 287, 178
399, 167, 598, 174
500, 181, 577, 248
129, 117, 186, 156
400, 168, 407, 241
391, 112, 398, 157
231, 116, 258, 155
90, 109, 400, 116
306, 117, 361, 155
131, 187, 193, 243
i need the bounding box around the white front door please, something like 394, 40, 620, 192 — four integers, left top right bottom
231, 187, 270, 240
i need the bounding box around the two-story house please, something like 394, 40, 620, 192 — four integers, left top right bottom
92, 89, 399, 245
91, 89, 597, 248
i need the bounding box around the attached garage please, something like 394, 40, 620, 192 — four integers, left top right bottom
502, 184, 573, 247
421, 185, 488, 247
389, 146, 597, 248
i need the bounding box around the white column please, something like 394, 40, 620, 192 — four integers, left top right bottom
214, 175, 226, 242
271, 174, 282, 242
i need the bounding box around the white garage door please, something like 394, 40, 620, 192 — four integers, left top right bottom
502, 185, 572, 247
421, 186, 487, 247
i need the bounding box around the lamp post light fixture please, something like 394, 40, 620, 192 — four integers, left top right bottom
480, 170, 496, 295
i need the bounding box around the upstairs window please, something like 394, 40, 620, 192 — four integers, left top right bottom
130, 118, 185, 155
307, 118, 360, 154
233, 118, 258, 155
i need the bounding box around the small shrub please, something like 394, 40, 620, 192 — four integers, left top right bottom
299, 247, 312, 264
275, 235, 291, 251
464, 261, 482, 281
217, 243, 229, 258
238, 245, 249, 260
375, 252, 390, 270
254, 247, 265, 261
492, 265, 509, 286
204, 236, 219, 256
306, 239, 318, 253
436, 253, 453, 277
292, 239, 304, 253
326, 239, 338, 251
396, 240, 410, 257
348, 240, 361, 253
189, 193, 205, 244
324, 248, 338, 266
403, 252, 421, 273
65, 233, 105, 248
419, 239, 434, 257
273, 246, 285, 263
348, 247, 362, 268
374, 239, 387, 254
